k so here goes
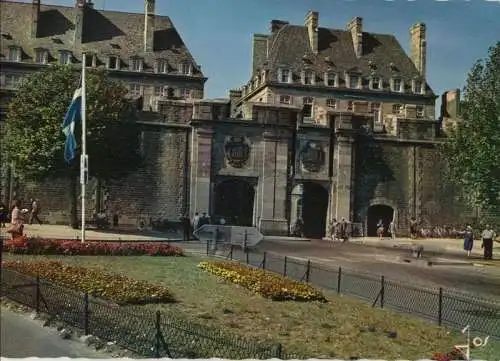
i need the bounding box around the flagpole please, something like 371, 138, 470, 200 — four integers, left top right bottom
80, 53, 87, 243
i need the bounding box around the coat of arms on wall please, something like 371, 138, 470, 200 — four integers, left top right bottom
300, 141, 325, 173
224, 136, 251, 168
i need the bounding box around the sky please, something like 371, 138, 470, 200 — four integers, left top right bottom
21, 0, 500, 106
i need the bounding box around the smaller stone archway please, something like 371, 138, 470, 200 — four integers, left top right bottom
213, 178, 255, 226
366, 204, 395, 237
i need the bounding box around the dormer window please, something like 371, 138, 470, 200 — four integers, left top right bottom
348, 74, 360, 89
180, 62, 192, 75
392, 78, 403, 92
83, 53, 96, 68
130, 57, 143, 72
370, 76, 381, 90
8, 46, 21, 62
34, 48, 48, 64
413, 79, 424, 94
107, 56, 119, 70
278, 68, 292, 83
325, 72, 337, 87
156, 59, 168, 74
302, 70, 315, 85
59, 50, 72, 65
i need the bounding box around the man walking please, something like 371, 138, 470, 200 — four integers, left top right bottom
481, 225, 496, 260
29, 198, 42, 225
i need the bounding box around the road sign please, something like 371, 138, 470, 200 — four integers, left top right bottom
193, 225, 264, 247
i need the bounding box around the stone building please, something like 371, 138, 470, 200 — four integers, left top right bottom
1, 4, 468, 236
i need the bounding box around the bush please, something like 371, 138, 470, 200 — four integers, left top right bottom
198, 260, 327, 302
2, 236, 184, 257
2, 259, 175, 305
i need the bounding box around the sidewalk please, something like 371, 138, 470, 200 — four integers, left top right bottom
349, 236, 500, 258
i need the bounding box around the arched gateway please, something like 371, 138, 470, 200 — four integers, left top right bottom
213, 178, 255, 226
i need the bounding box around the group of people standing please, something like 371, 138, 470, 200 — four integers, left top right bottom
1, 198, 42, 240
463, 224, 496, 260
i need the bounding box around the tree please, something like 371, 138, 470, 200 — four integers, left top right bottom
2, 65, 142, 227
443, 42, 500, 213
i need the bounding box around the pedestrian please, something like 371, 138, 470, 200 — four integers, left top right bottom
0, 202, 8, 227
28, 198, 42, 225
481, 224, 496, 260
463, 225, 474, 257
409, 217, 418, 239
192, 212, 200, 231
198, 212, 210, 228
6, 200, 25, 240
180, 213, 191, 242
328, 218, 337, 242
292, 217, 304, 238
376, 219, 384, 240
389, 220, 396, 240
339, 217, 348, 242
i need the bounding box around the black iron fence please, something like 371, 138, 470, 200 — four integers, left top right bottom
0, 268, 285, 359
213, 244, 500, 339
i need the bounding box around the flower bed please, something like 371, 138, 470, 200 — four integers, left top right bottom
2, 236, 184, 256
432, 347, 465, 361
2, 259, 175, 304
198, 260, 327, 302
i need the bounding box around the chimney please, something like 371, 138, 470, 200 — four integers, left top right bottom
144, 0, 155, 53
269, 20, 289, 34
410, 22, 426, 78
31, 0, 40, 38
73, 0, 88, 44
347, 17, 363, 58
252, 34, 268, 73
305, 10, 319, 54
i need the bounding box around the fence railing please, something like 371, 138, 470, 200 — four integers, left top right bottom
213, 244, 500, 338
0, 268, 285, 359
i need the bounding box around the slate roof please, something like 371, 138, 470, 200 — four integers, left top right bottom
254, 23, 433, 94
0, 1, 204, 78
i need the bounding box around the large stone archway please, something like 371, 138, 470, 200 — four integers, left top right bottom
213, 178, 255, 226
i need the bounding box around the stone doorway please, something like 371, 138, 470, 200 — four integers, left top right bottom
366, 204, 394, 237
301, 182, 329, 239
213, 178, 255, 226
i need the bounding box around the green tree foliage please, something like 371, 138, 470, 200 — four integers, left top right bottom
443, 42, 500, 211
2, 65, 142, 225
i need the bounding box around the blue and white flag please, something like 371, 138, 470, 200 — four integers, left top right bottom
61, 83, 82, 163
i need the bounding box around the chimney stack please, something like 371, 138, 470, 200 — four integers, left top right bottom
74, 0, 89, 44
31, 0, 40, 38
144, 0, 155, 53
410, 22, 426, 78
347, 17, 363, 58
305, 10, 319, 54
252, 34, 268, 73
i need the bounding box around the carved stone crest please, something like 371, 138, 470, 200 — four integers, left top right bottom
224, 136, 250, 168
300, 141, 325, 173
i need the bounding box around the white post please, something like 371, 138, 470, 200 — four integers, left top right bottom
80, 53, 88, 243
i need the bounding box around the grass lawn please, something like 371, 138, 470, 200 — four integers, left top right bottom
3, 253, 494, 359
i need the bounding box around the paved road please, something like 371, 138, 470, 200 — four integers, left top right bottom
0, 307, 106, 358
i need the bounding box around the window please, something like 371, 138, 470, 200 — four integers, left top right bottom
392, 104, 403, 114
371, 102, 381, 113
4, 74, 23, 89
128, 83, 142, 97
326, 98, 337, 109
416, 105, 424, 118
347, 101, 353, 111
156, 59, 168, 74
108, 56, 119, 70
279, 95, 291, 104
35, 49, 48, 64
392, 78, 402, 92
154, 86, 165, 97
325, 72, 337, 87
279, 68, 291, 83
413, 80, 423, 94
59, 51, 72, 65
8, 46, 21, 62
180, 62, 191, 75
348, 74, 360, 89
370, 77, 381, 90
181, 88, 191, 99
130, 57, 143, 72
84, 54, 95, 67
303, 97, 313, 118
303, 70, 314, 85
